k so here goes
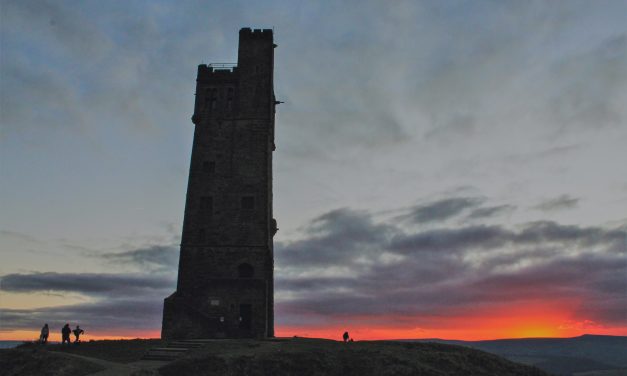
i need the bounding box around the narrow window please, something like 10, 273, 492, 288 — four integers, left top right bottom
241, 196, 254, 210
206, 88, 217, 110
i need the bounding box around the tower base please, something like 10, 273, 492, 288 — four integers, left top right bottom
161, 278, 270, 340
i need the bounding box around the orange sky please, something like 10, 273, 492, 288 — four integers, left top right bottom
4, 300, 626, 342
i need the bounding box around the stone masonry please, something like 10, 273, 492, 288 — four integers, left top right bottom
162, 28, 277, 339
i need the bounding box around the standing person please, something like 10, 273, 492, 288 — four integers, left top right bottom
39, 324, 49, 344
72, 325, 84, 343
61, 323, 71, 344
342, 331, 349, 343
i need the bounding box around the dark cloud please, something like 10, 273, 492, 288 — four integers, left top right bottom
0, 271, 175, 333
534, 194, 580, 211
277, 208, 396, 266
2, 198, 625, 334
467, 205, 515, 219
0, 298, 163, 333
0, 272, 174, 296
401, 197, 485, 224
100, 245, 179, 272
276, 200, 627, 327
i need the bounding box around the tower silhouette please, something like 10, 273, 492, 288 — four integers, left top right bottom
162, 28, 277, 339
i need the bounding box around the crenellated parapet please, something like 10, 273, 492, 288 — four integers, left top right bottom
239, 28, 273, 39
197, 64, 239, 82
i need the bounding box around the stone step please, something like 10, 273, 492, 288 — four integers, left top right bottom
141, 346, 189, 361
176, 339, 222, 343
142, 354, 182, 361
168, 342, 203, 348
149, 347, 188, 352
141, 340, 214, 361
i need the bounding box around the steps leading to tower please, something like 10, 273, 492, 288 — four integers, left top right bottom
141, 339, 211, 361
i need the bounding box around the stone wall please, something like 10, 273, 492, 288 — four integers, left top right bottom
162, 28, 276, 340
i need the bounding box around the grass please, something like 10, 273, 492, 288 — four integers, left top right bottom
3, 337, 550, 376
160, 337, 549, 376
47, 338, 165, 363
0, 346, 104, 376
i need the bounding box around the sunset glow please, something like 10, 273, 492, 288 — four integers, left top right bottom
4, 304, 626, 342
1, 0, 626, 347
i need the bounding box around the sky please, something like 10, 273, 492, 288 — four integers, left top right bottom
1, 0, 626, 341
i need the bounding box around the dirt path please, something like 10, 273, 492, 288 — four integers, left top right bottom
57, 352, 167, 375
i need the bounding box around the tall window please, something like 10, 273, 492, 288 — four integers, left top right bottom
205, 88, 217, 110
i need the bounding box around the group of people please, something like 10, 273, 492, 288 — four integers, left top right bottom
38, 323, 85, 344
342, 331, 354, 343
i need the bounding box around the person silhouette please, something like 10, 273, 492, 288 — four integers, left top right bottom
343, 331, 349, 343
72, 325, 85, 343
61, 324, 71, 344
39, 324, 49, 344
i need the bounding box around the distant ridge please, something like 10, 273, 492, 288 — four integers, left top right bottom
0, 341, 24, 350
404, 334, 627, 376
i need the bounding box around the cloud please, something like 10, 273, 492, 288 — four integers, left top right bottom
400, 197, 485, 224
2, 195, 625, 335
100, 245, 179, 273
0, 230, 43, 244
534, 195, 580, 212
547, 34, 627, 130
276, 199, 627, 327
0, 298, 163, 333
0, 272, 174, 296
277, 208, 396, 267
0, 271, 175, 334
467, 205, 515, 219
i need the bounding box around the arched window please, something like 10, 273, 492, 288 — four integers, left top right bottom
238, 263, 254, 278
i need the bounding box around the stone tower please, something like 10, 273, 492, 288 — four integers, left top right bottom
162, 28, 277, 339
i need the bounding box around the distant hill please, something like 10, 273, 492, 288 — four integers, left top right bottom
410, 335, 627, 376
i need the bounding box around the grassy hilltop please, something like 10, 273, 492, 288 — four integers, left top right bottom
1, 337, 548, 376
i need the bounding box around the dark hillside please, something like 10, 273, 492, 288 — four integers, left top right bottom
0, 347, 103, 376
414, 335, 627, 375
0, 337, 548, 376
159, 338, 547, 376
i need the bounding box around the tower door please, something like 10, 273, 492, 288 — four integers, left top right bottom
239, 304, 252, 331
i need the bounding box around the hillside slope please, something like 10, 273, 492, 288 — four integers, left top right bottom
1, 338, 549, 376
159, 337, 547, 376
415, 335, 627, 375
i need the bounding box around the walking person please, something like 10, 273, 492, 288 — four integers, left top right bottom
72, 325, 85, 343
61, 323, 71, 344
39, 323, 49, 344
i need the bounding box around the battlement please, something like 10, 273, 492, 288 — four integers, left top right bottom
197, 64, 239, 80
239, 27, 273, 39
